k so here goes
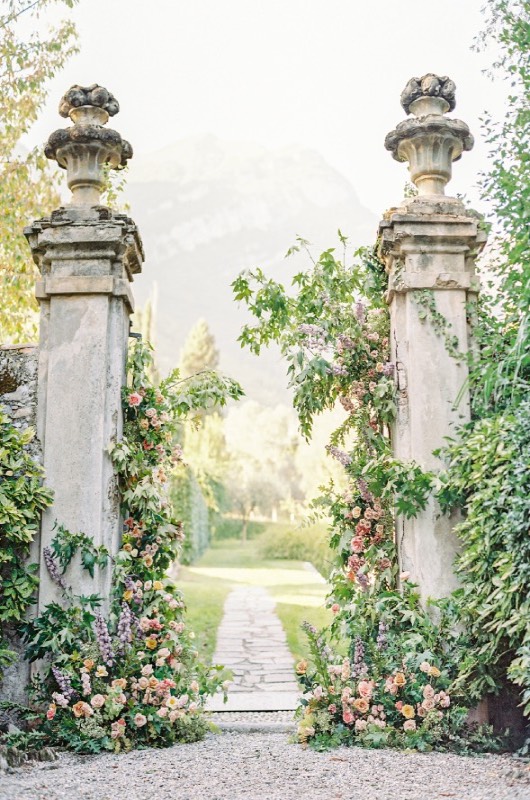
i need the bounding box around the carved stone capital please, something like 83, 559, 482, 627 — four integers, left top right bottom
45, 85, 132, 207
385, 74, 473, 197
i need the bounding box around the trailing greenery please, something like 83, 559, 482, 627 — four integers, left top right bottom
439, 403, 530, 713
0, 409, 53, 675
14, 343, 242, 753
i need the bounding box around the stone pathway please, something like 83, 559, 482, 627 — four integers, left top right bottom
207, 585, 299, 712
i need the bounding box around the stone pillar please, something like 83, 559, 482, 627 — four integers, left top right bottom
378, 75, 486, 602
25, 85, 144, 609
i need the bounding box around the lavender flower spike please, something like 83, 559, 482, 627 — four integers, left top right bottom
51, 664, 75, 700
327, 445, 352, 467
94, 613, 114, 666
43, 547, 67, 591
117, 601, 133, 653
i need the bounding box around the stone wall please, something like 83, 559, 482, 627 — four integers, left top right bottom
0, 344, 40, 456
0, 344, 40, 711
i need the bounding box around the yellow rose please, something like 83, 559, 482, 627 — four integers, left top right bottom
123, 590, 134, 602
401, 704, 415, 719
429, 666, 441, 678
394, 672, 406, 687
145, 636, 158, 650
153, 580, 164, 591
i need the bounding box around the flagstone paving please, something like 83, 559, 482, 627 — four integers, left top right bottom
207, 585, 300, 712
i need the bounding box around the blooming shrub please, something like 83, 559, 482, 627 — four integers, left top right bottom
19, 342, 242, 753
296, 623, 463, 751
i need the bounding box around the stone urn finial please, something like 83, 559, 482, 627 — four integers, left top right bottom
44, 84, 132, 206
385, 74, 473, 197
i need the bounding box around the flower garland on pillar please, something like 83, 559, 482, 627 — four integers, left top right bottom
15, 342, 242, 753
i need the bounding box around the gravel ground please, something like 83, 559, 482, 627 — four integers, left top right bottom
1, 731, 529, 800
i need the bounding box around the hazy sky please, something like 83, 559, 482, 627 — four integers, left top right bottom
29, 0, 507, 216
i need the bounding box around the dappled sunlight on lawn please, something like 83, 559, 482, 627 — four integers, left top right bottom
272, 592, 325, 607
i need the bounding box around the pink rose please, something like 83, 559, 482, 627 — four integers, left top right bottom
350, 536, 364, 553
331, 603, 340, 615
342, 710, 354, 725
355, 718, 367, 732
358, 680, 373, 699
128, 392, 143, 407
134, 713, 147, 727
403, 719, 416, 732
90, 694, 106, 709
46, 704, 56, 721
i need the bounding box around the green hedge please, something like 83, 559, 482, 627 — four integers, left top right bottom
209, 516, 266, 541
170, 466, 210, 564
258, 522, 334, 578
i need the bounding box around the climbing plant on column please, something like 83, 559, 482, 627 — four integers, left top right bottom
233, 239, 484, 752
15, 343, 242, 753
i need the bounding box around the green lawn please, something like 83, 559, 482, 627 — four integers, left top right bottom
176, 538, 332, 664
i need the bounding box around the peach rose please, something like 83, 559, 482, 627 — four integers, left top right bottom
353, 698, 369, 714
394, 672, 406, 687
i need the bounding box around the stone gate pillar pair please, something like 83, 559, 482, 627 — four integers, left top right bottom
378, 75, 486, 601
25, 86, 144, 608
25, 77, 483, 611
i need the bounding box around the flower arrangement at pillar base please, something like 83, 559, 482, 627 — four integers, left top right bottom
295, 622, 498, 753
17, 342, 242, 753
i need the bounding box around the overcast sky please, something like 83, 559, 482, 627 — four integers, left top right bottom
28, 0, 507, 216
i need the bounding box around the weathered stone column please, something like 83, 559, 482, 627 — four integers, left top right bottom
25, 85, 144, 609
378, 75, 486, 601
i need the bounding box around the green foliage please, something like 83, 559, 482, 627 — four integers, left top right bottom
50, 525, 110, 578
211, 517, 265, 540
471, 0, 530, 412
233, 239, 388, 439
0, 409, 52, 672
439, 402, 530, 712
0, 0, 78, 342
170, 466, 211, 565
259, 522, 334, 578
